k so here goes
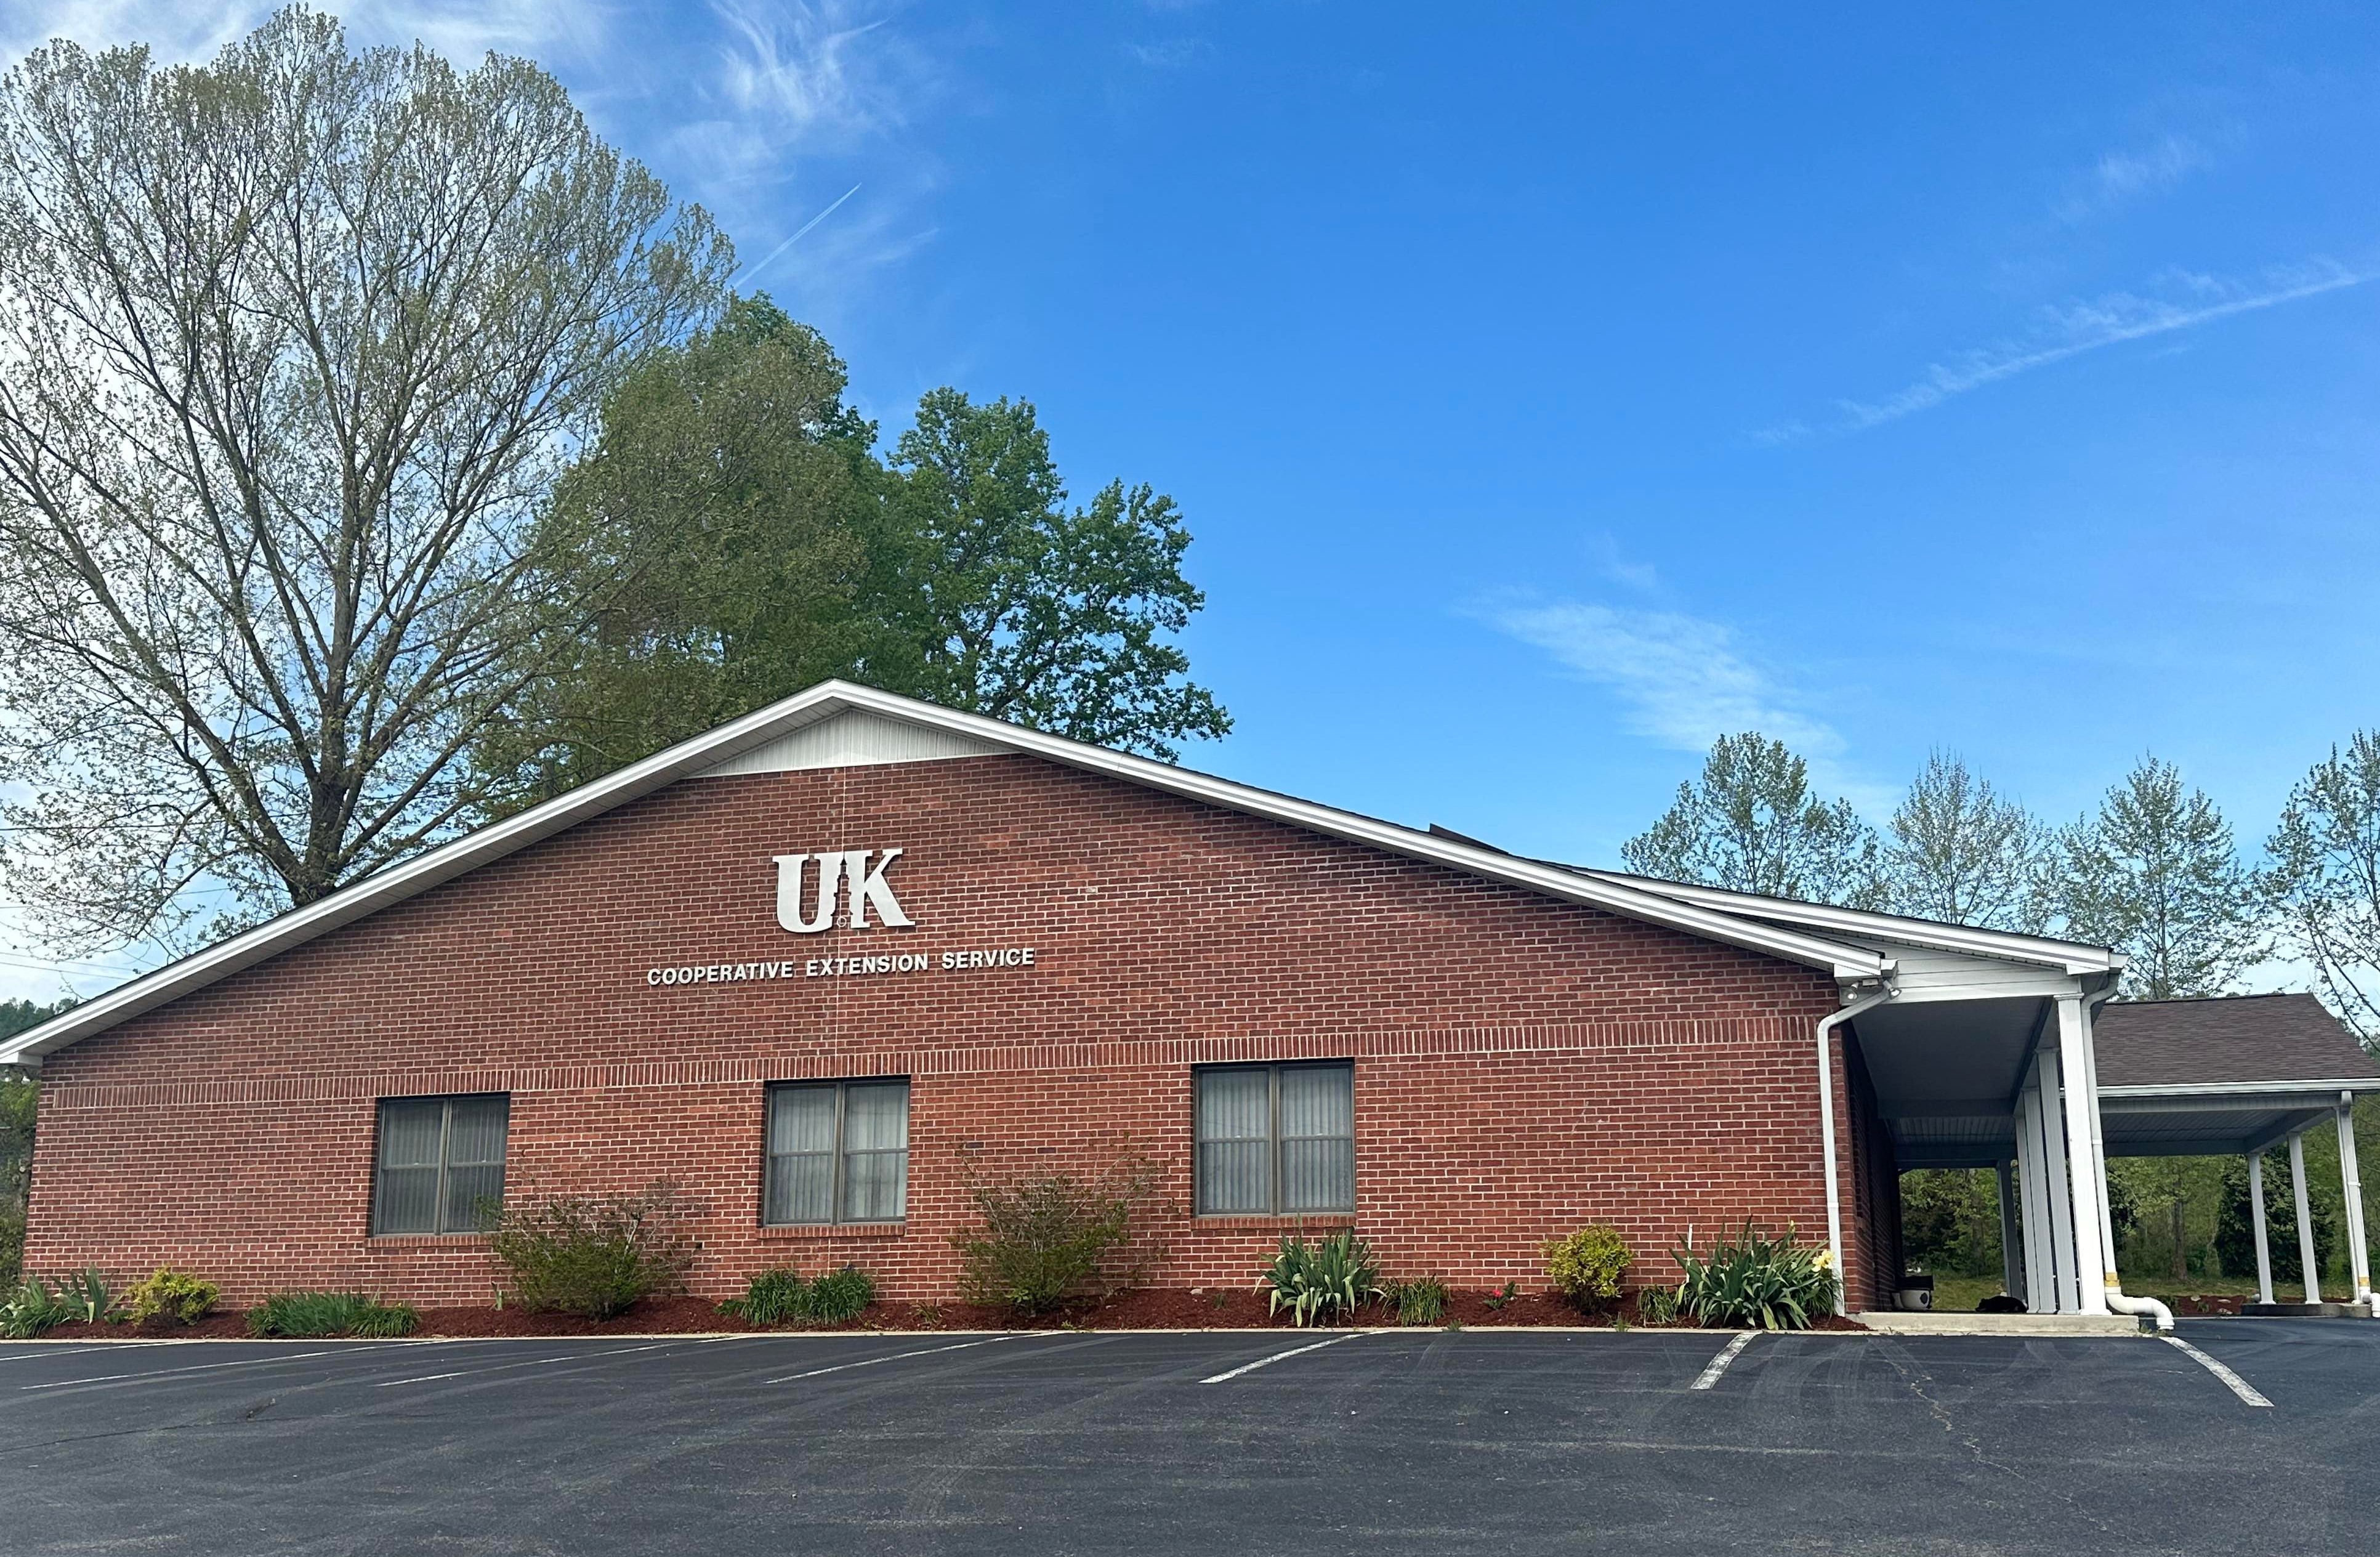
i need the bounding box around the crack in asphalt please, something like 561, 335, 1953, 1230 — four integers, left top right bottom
1874, 1341, 2118, 1543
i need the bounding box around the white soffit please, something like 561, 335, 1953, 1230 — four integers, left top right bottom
698, 708, 1004, 776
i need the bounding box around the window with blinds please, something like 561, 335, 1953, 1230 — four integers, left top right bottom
764, 1079, 911, 1224
1193, 1062, 1354, 1216
372, 1094, 509, 1235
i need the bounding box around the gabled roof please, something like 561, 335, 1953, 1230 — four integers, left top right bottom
0, 681, 1894, 1069
2094, 993, 2380, 1091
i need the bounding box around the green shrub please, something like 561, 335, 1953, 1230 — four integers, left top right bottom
1382, 1276, 1448, 1326
0, 1276, 70, 1338
485, 1181, 694, 1320
1542, 1226, 1632, 1310
245, 1292, 419, 1338
1637, 1285, 1680, 1325
1259, 1229, 1381, 1327
952, 1159, 1162, 1316
722, 1264, 877, 1325
806, 1265, 876, 1322
125, 1268, 217, 1327
1675, 1223, 1836, 1331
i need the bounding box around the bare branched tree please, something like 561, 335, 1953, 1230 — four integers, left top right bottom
0, 9, 728, 953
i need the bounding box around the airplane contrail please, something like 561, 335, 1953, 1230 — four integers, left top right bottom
732, 183, 863, 289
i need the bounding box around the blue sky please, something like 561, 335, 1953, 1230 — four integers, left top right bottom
6, 1, 2380, 998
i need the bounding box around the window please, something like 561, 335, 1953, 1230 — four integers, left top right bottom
1194, 1062, 1353, 1216
765, 1079, 910, 1224
373, 1094, 508, 1235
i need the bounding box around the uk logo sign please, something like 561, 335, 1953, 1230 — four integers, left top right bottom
774, 849, 914, 934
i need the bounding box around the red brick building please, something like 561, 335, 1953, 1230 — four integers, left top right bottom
4, 682, 2159, 1316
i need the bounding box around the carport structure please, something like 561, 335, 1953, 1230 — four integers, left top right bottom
2092, 995, 2379, 1312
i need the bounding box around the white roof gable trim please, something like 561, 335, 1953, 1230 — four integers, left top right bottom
0, 681, 1893, 1069
1575, 872, 2123, 979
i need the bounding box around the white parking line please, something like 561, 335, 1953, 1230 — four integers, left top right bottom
0, 1342, 177, 1365
20, 1348, 350, 1392
375, 1343, 671, 1388
2160, 1335, 2273, 1408
1199, 1330, 1370, 1384
762, 1335, 1020, 1385
1688, 1332, 1756, 1391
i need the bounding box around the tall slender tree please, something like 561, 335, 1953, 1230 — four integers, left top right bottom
2041, 756, 2266, 998
1882, 750, 2051, 929
1622, 733, 1883, 907
2262, 732, 2380, 1044
0, 9, 727, 954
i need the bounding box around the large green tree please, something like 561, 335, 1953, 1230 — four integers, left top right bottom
496, 314, 1228, 791
2262, 732, 2380, 1043
1621, 733, 1883, 907
2040, 757, 2265, 998
0, 8, 727, 953
1882, 751, 2051, 930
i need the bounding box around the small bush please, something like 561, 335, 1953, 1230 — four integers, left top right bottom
485, 1181, 695, 1320
125, 1268, 217, 1327
1542, 1226, 1632, 1311
1259, 1229, 1381, 1327
724, 1264, 877, 1325
245, 1292, 419, 1338
1637, 1285, 1681, 1325
0, 1276, 70, 1338
952, 1159, 1163, 1316
806, 1265, 876, 1322
1675, 1223, 1836, 1331
1382, 1277, 1448, 1327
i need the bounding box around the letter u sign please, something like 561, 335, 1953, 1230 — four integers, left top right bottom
774, 849, 915, 934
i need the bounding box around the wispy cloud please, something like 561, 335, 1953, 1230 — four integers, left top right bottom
3, 1, 600, 70
2056, 133, 2214, 223
1125, 38, 1209, 69
1761, 259, 2370, 441
1488, 601, 1842, 757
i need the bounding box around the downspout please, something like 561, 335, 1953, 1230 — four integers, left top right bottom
2081, 979, 2174, 1332
1819, 977, 1897, 1316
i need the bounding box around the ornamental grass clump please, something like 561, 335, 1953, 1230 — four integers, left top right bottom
721, 1264, 877, 1325
1541, 1225, 1632, 1312
0, 1275, 72, 1338
485, 1181, 695, 1320
124, 1268, 217, 1327
952, 1158, 1163, 1316
1674, 1223, 1836, 1331
1259, 1230, 1381, 1327
245, 1291, 419, 1338
1381, 1276, 1448, 1327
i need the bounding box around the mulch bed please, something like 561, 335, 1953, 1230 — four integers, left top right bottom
2164, 1293, 2248, 1317
24, 1288, 1864, 1340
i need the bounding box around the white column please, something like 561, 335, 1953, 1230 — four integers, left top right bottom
2289, 1131, 2321, 1304
2247, 1151, 2275, 1308
2335, 1101, 2372, 1312
2036, 1049, 2078, 1312
2053, 996, 2110, 1315
1997, 1159, 2023, 1298
2015, 1074, 2055, 1312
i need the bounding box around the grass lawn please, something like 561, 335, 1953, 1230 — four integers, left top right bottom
1914, 1268, 2355, 1312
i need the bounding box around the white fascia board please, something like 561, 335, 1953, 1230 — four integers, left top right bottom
2098, 1080, 2376, 1100
1574, 871, 2122, 977
0, 680, 1886, 1069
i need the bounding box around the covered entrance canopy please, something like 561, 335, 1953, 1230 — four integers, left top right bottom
2094, 995, 2380, 1310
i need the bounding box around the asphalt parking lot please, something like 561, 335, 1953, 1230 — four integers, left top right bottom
1, 1320, 2372, 1556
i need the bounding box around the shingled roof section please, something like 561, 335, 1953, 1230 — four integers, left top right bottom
2094, 993, 2380, 1088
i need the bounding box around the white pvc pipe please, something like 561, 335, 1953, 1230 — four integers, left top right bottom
2290, 1132, 2320, 1304
1817, 983, 1896, 1316
2248, 1151, 2275, 1307
2335, 1098, 2372, 1313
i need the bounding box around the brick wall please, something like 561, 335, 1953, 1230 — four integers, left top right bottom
25, 753, 1884, 1308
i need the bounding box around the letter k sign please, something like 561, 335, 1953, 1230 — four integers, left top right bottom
774, 849, 915, 934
